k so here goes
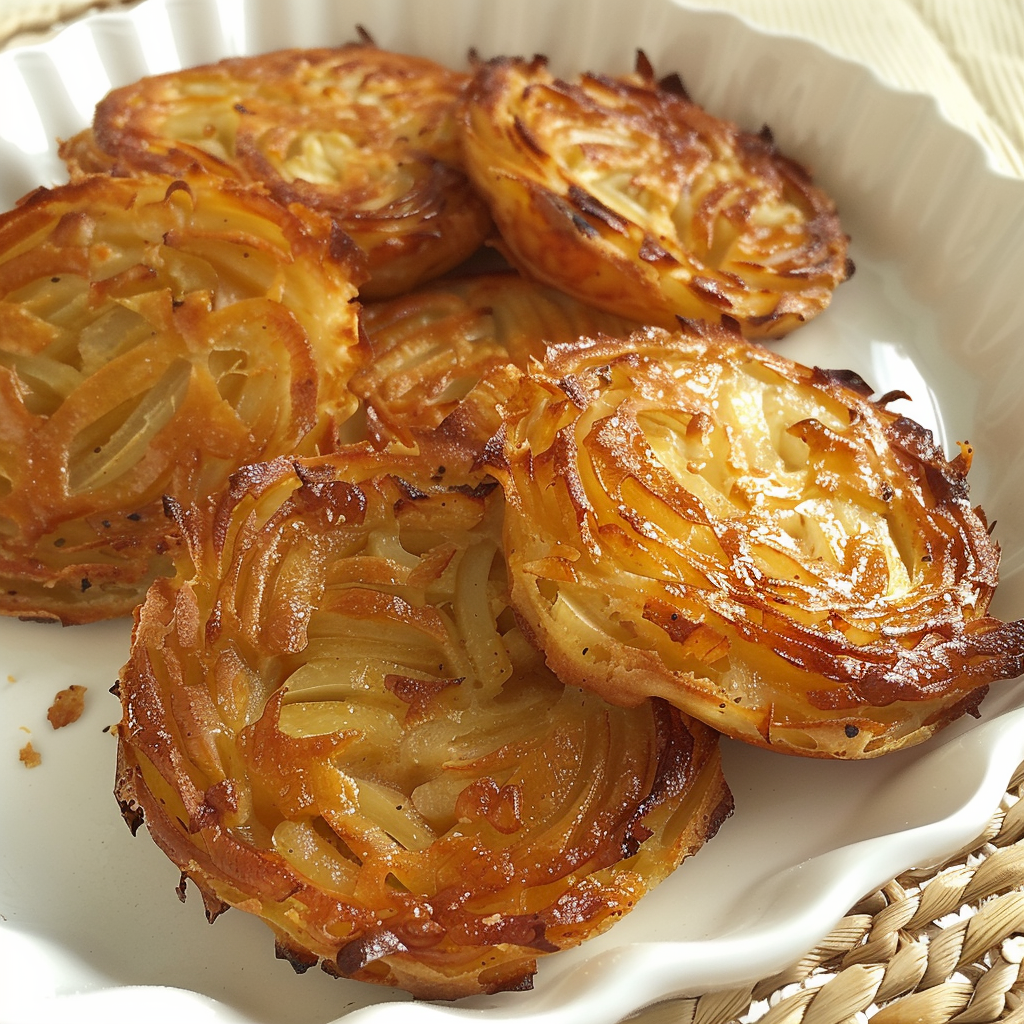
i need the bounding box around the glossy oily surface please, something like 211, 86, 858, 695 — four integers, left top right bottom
495, 323, 1022, 758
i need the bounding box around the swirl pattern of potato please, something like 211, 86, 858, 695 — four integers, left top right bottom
354, 271, 639, 459
493, 322, 1024, 758
461, 54, 851, 338
114, 448, 732, 998
61, 43, 493, 299
0, 173, 364, 624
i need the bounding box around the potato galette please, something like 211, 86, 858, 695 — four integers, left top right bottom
461, 54, 851, 338
0, 172, 363, 623
114, 448, 731, 998
353, 270, 639, 460
493, 321, 1024, 758
61, 42, 492, 298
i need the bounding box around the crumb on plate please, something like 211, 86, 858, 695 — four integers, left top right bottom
47, 684, 87, 729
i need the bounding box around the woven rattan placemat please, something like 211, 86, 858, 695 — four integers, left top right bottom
3, 2, 1024, 1022
631, 763, 1024, 1024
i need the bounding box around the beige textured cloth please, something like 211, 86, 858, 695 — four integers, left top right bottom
1, 0, 1023, 177
1, 3, 1022, 1022
691, 0, 1024, 176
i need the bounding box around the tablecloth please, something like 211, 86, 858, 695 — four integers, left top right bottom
2, 1, 1023, 1022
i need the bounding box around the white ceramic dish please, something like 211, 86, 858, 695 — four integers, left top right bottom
2, 1, 1024, 1023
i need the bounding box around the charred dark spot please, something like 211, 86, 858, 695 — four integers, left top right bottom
451, 478, 500, 499
478, 422, 508, 471
276, 937, 319, 974
535, 188, 600, 238
844, 724, 860, 738
163, 179, 194, 201
568, 184, 629, 235
812, 366, 875, 398
638, 234, 675, 264
513, 115, 546, 157
876, 389, 912, 407
126, 512, 142, 521
118, 798, 145, 836
634, 49, 655, 81
556, 372, 594, 410
705, 789, 735, 841
621, 821, 654, 858
689, 276, 734, 309
328, 220, 366, 270
490, 972, 536, 994
657, 71, 690, 100
80, 578, 92, 592
201, 889, 231, 923
392, 478, 430, 504
334, 929, 409, 976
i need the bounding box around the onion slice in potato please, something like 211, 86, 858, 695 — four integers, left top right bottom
0, 172, 364, 623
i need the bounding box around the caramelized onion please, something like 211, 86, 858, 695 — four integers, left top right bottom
114, 448, 731, 998
493, 322, 1024, 757
460, 55, 850, 338
0, 173, 363, 623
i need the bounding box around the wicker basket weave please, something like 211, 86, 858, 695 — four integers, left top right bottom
630, 761, 1024, 1024
2, 3, 1024, 1022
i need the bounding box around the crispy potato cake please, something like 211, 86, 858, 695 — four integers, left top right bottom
0, 172, 364, 624
492, 321, 1024, 758
114, 448, 731, 998
61, 43, 492, 299
461, 54, 851, 338
353, 270, 639, 459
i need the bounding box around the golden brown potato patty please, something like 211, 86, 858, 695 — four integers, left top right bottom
62, 43, 493, 298
460, 54, 851, 338
493, 321, 1024, 757
114, 448, 732, 998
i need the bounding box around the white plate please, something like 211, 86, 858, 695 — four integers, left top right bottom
2, 1, 1024, 1023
